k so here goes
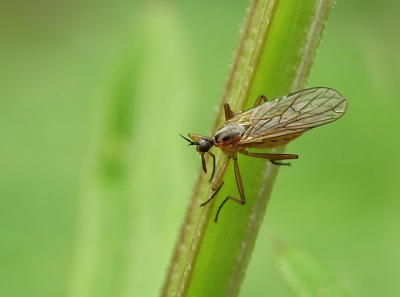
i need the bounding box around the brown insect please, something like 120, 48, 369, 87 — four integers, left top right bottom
181, 87, 348, 222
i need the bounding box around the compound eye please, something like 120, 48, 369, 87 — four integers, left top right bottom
198, 139, 212, 153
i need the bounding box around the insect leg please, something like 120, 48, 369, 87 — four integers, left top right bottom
269, 160, 292, 166
215, 156, 246, 222
241, 150, 298, 166
200, 182, 224, 207
206, 151, 215, 182
200, 153, 207, 173
223, 103, 235, 121
253, 95, 268, 107
211, 157, 231, 191
201, 157, 231, 207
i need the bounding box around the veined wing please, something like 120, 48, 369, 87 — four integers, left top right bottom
235, 87, 347, 144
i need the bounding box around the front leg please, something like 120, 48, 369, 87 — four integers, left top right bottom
200, 156, 231, 207
214, 155, 246, 222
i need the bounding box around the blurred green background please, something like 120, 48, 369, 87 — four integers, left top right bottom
1, 0, 400, 296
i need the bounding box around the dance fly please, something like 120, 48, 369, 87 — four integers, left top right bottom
180, 87, 348, 222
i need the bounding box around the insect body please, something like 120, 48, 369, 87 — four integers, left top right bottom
181, 87, 347, 222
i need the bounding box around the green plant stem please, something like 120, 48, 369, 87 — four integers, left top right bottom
161, 0, 334, 296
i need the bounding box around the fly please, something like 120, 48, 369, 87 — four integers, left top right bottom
180, 87, 348, 222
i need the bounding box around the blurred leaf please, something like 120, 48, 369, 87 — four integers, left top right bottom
68, 3, 196, 297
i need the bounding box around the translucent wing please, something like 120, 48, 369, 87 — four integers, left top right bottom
231, 87, 347, 144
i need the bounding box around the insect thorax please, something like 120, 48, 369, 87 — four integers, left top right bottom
214, 123, 246, 150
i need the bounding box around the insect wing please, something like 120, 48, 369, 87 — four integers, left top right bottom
237, 87, 347, 143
